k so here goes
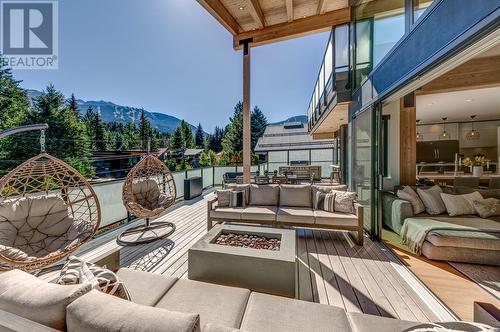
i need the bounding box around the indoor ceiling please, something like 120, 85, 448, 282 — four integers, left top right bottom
416, 86, 500, 124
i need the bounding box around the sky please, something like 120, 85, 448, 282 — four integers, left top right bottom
13, 0, 329, 132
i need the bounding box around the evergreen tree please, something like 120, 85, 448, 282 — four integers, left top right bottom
180, 120, 194, 149
221, 102, 243, 152
207, 126, 224, 152
251, 106, 268, 150
195, 123, 205, 148
170, 126, 184, 154
67, 93, 80, 118
139, 110, 152, 151
94, 111, 106, 151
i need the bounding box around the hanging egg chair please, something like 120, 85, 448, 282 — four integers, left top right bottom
0, 126, 101, 271
118, 150, 177, 246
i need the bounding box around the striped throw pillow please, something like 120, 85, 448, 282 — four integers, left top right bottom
229, 190, 246, 208
57, 256, 130, 300
316, 191, 336, 212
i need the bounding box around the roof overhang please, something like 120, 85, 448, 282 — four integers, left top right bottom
197, 0, 351, 50
310, 101, 350, 139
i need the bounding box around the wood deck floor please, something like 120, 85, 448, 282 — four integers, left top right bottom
52, 192, 450, 323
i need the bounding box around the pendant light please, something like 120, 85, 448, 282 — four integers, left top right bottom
440, 117, 449, 140
416, 120, 423, 141
466, 115, 480, 140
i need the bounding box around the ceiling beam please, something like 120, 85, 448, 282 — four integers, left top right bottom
233, 7, 350, 49
196, 0, 242, 35
247, 0, 265, 29
415, 55, 500, 95
286, 0, 293, 22
317, 0, 328, 15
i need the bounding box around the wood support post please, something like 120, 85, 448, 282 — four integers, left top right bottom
242, 40, 251, 184
400, 93, 416, 186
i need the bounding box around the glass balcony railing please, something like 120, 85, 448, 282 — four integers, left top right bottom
307, 25, 351, 132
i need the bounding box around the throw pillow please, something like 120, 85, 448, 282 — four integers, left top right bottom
315, 191, 336, 212
312, 185, 347, 209
440, 191, 483, 217
216, 190, 232, 207
57, 256, 131, 301
397, 186, 425, 215
332, 190, 357, 214
417, 186, 446, 215
229, 190, 246, 208
473, 198, 500, 218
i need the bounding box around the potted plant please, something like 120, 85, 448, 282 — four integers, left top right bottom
463, 154, 486, 177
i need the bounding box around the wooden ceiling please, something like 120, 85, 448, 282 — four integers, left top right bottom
197, 0, 350, 49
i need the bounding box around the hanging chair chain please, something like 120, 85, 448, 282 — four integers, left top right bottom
40, 129, 46, 153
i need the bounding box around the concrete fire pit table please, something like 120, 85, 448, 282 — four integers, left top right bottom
188, 224, 296, 297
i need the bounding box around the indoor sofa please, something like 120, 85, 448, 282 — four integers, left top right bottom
0, 268, 496, 332
382, 186, 500, 266
208, 184, 364, 245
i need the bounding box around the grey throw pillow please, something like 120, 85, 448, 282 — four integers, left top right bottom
332, 190, 357, 214
229, 190, 246, 208
216, 190, 232, 207
440, 192, 483, 217
473, 198, 500, 218
417, 186, 446, 215
397, 186, 425, 215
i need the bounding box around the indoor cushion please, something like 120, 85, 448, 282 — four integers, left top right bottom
279, 185, 312, 208
210, 207, 242, 220
314, 210, 358, 227
440, 192, 483, 216
66, 290, 200, 332
116, 268, 178, 306
241, 292, 352, 332
203, 323, 247, 332
0, 269, 91, 330
249, 185, 279, 206
397, 186, 425, 215
426, 229, 500, 251
155, 278, 250, 328
473, 198, 500, 218
312, 185, 347, 209
224, 184, 250, 205
241, 206, 277, 222
277, 207, 315, 224
57, 256, 130, 300
332, 190, 357, 214
417, 186, 446, 215
422, 241, 500, 266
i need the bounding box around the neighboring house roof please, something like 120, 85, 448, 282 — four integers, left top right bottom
184, 148, 204, 157
255, 122, 334, 152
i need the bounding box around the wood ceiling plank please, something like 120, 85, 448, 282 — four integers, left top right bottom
247, 0, 266, 28
233, 6, 350, 49
286, 0, 294, 22
197, 0, 242, 35
317, 0, 328, 15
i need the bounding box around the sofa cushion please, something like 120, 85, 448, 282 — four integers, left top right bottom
224, 184, 250, 205
332, 190, 357, 213
249, 185, 279, 206
426, 229, 500, 251
315, 191, 336, 213
210, 207, 242, 220
203, 323, 247, 332
397, 186, 425, 215
279, 185, 312, 208
422, 241, 500, 266
241, 206, 277, 222
473, 198, 500, 218
155, 278, 250, 328
116, 268, 178, 306
216, 190, 232, 207
66, 290, 200, 332
0, 269, 91, 330
314, 210, 358, 227
241, 292, 352, 332
277, 207, 315, 224
417, 185, 446, 215
440, 192, 482, 216
312, 185, 347, 209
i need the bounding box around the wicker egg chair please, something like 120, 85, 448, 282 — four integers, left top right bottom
118, 154, 177, 246
0, 153, 101, 271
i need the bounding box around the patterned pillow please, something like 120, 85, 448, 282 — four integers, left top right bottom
216, 190, 232, 207
473, 198, 500, 218
332, 190, 357, 214
440, 192, 483, 216
315, 191, 336, 212
57, 256, 130, 300
229, 190, 246, 208
397, 186, 425, 215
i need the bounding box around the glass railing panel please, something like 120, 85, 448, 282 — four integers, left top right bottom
202, 167, 213, 188
186, 169, 202, 179
172, 171, 185, 198
214, 166, 235, 185
92, 180, 129, 228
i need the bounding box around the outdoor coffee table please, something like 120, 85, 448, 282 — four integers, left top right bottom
188, 224, 296, 297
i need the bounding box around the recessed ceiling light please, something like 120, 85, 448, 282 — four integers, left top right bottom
239, 6, 244, 10
303, 15, 307, 18
427, 103, 434, 106
465, 99, 473, 102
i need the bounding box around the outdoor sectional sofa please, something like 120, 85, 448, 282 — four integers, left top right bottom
207, 184, 364, 245
382, 186, 500, 266
0, 268, 496, 332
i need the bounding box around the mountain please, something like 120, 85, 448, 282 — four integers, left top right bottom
26, 89, 197, 134
272, 115, 308, 125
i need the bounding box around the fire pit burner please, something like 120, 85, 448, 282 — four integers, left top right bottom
214, 233, 281, 250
